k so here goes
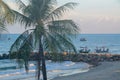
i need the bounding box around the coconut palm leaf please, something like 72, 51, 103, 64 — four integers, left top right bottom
9, 29, 34, 72
0, 20, 6, 32
10, 29, 34, 55
0, 0, 14, 24
43, 32, 64, 52
48, 20, 79, 34
44, 2, 78, 21
15, 0, 27, 10
43, 31, 77, 53
28, 0, 57, 21
12, 10, 34, 28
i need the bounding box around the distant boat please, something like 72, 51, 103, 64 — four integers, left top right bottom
80, 38, 86, 41
95, 47, 109, 53
79, 47, 90, 53
8, 37, 11, 40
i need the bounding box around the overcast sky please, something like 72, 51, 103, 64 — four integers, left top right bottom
5, 0, 120, 34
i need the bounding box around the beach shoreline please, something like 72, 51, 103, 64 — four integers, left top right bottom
0, 58, 120, 80
51, 61, 120, 80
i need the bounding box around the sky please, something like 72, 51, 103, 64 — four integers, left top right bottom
5, 0, 120, 34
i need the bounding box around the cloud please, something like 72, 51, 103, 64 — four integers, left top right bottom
78, 16, 120, 34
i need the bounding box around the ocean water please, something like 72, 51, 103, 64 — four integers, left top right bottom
73, 34, 120, 54
0, 34, 19, 54
0, 34, 120, 80
0, 34, 120, 54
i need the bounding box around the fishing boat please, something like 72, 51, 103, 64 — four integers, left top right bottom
79, 47, 90, 53
80, 38, 86, 41
95, 47, 109, 53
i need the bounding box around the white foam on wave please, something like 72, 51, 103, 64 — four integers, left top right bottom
0, 60, 90, 80
65, 62, 75, 66
59, 69, 89, 76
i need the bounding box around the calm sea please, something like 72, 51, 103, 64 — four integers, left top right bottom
0, 34, 120, 54
73, 34, 120, 54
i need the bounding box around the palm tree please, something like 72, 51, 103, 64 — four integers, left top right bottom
9, 0, 79, 80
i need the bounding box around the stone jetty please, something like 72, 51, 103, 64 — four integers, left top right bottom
44, 53, 120, 66
0, 53, 120, 66
0, 53, 9, 59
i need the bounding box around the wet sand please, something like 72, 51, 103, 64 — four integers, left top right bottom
51, 61, 120, 80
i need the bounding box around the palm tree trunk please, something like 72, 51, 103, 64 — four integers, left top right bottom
24, 61, 29, 73
37, 57, 41, 80
41, 51, 47, 80
38, 35, 47, 80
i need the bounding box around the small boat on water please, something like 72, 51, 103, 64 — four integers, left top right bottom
95, 47, 109, 53
8, 37, 11, 40
80, 38, 86, 41
79, 47, 90, 53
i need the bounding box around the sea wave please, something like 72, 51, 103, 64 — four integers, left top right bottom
0, 60, 89, 80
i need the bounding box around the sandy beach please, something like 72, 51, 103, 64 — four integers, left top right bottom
51, 61, 120, 80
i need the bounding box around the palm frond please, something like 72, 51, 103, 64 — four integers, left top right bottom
22, 0, 56, 22
15, 0, 27, 10
54, 33, 77, 53
0, 20, 6, 32
12, 10, 34, 28
10, 29, 34, 54
36, 0, 57, 20
43, 32, 64, 52
44, 2, 78, 21
22, 5, 32, 16
43, 31, 77, 53
10, 29, 34, 72
48, 20, 79, 35
25, 0, 48, 21
43, 31, 77, 61
0, 1, 14, 24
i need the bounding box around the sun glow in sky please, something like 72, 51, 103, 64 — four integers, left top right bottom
5, 0, 120, 34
